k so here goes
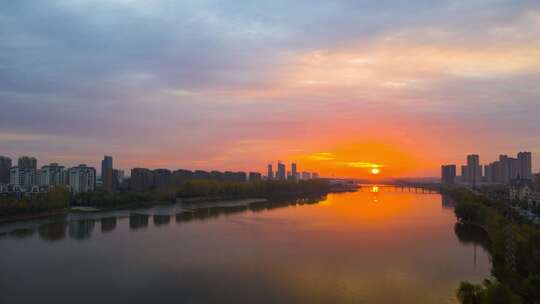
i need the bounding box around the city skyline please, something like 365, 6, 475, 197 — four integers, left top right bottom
1, 1, 539, 178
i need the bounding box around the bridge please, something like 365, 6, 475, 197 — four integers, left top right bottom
357, 183, 441, 194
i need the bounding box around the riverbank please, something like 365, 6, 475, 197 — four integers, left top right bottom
444, 186, 540, 303
1, 179, 352, 225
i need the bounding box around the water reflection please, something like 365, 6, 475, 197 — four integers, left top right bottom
454, 222, 492, 252
442, 195, 455, 209
130, 213, 149, 230
0, 191, 492, 304
9, 228, 34, 238
68, 219, 95, 240
38, 222, 67, 242
101, 217, 117, 233
153, 215, 171, 226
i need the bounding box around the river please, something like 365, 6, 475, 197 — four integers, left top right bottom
0, 186, 491, 304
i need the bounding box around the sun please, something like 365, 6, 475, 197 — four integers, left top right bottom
371, 168, 381, 175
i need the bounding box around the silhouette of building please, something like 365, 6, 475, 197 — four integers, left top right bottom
130, 168, 154, 191
301, 172, 312, 180
39, 163, 65, 186
101, 156, 113, 192
153, 169, 172, 189
68, 164, 96, 193
10, 166, 36, 190
18, 156, 37, 170
441, 165, 456, 184
172, 169, 193, 186
276, 162, 286, 181
312, 173, 320, 179
249, 172, 262, 181
466, 154, 481, 187
517, 152, 532, 180
224, 171, 247, 182
291, 163, 298, 181
0, 156, 11, 184
461, 165, 469, 183
267, 164, 274, 180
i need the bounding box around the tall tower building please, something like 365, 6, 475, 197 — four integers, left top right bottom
267, 164, 274, 180
277, 162, 286, 181
0, 156, 11, 184
18, 156, 37, 170
68, 164, 96, 193
466, 154, 481, 187
441, 165, 456, 185
291, 163, 298, 181
517, 152, 532, 180
101, 156, 113, 192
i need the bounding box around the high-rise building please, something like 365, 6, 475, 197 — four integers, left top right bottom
101, 156, 113, 192
276, 162, 286, 181
68, 164, 96, 193
301, 172, 312, 180
267, 164, 274, 180
460, 165, 469, 183
10, 166, 36, 189
291, 163, 298, 181
249, 172, 262, 181
18, 156, 37, 170
0, 156, 11, 184
130, 168, 154, 191
466, 154, 481, 186
441, 165, 456, 185
39, 163, 65, 186
517, 152, 532, 180
153, 169, 172, 189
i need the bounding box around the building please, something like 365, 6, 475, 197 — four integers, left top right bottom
130, 168, 154, 191
39, 163, 65, 186
267, 164, 274, 180
466, 154, 482, 187
10, 166, 36, 190
301, 172, 312, 180
312, 173, 319, 179
224, 171, 247, 182
18, 156, 37, 170
460, 165, 469, 183
517, 152, 532, 180
153, 169, 172, 189
0, 156, 11, 184
441, 165, 456, 185
68, 164, 96, 193
509, 179, 535, 201
249, 172, 262, 182
291, 163, 298, 181
172, 169, 193, 186
276, 162, 286, 181
101, 156, 113, 192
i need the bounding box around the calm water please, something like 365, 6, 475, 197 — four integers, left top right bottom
0, 187, 491, 304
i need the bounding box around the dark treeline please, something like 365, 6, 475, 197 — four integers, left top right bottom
443, 186, 540, 304
71, 179, 332, 207
1, 179, 335, 217
0, 186, 70, 217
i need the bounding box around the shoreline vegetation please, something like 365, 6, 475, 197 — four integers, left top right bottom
0, 179, 353, 223
444, 186, 540, 304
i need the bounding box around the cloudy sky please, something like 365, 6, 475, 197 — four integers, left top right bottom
1, 0, 539, 177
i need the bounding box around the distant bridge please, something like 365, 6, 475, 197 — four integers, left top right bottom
358, 183, 441, 194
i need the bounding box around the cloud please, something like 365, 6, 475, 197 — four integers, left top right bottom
1, 0, 539, 174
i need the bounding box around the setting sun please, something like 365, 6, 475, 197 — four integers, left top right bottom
371, 168, 381, 175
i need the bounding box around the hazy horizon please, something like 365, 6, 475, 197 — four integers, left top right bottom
2, 1, 539, 178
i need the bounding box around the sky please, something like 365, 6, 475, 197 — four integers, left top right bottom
1, 0, 539, 178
